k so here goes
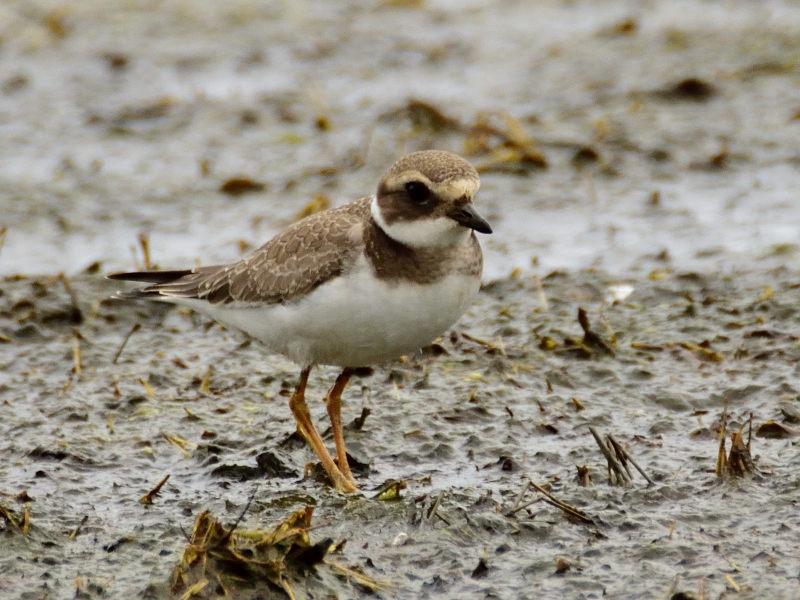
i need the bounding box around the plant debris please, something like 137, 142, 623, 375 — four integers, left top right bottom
589, 427, 631, 485
349, 407, 371, 430
651, 77, 717, 102
716, 407, 757, 477
70, 515, 89, 539
589, 428, 654, 486
140, 474, 170, 505
294, 194, 331, 221
102, 52, 130, 70
1, 503, 23, 532
112, 322, 140, 364
726, 430, 756, 476
471, 557, 489, 579
606, 433, 654, 485
576, 307, 616, 357
219, 178, 267, 197
554, 556, 572, 574
402, 99, 462, 132
600, 17, 638, 37
571, 146, 600, 168
530, 481, 595, 525
373, 479, 407, 501
755, 421, 797, 439
170, 503, 381, 599
576, 465, 592, 487
465, 110, 547, 173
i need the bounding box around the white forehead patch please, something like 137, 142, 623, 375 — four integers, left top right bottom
440, 178, 480, 199
370, 197, 471, 249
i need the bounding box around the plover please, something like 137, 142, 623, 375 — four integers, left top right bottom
109, 150, 492, 493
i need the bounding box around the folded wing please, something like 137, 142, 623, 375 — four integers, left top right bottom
108, 199, 369, 306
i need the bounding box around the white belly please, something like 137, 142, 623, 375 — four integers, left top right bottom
180, 260, 481, 367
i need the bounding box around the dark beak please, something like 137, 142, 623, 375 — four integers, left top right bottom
449, 204, 493, 234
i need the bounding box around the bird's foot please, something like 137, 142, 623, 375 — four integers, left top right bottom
330, 468, 359, 494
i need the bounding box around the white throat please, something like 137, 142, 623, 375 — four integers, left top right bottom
370, 196, 471, 249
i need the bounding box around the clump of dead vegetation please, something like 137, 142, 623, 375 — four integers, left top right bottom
589, 427, 654, 486
0, 501, 30, 535
716, 403, 757, 478
170, 501, 381, 599
464, 109, 548, 173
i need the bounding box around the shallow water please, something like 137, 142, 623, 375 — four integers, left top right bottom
2, 1, 800, 598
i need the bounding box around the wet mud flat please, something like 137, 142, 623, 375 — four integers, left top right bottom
3, 1, 800, 278
2, 1, 800, 598
2, 267, 800, 599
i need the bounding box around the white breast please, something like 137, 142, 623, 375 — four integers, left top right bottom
179, 256, 481, 367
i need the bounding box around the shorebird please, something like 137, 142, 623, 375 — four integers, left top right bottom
109, 150, 492, 493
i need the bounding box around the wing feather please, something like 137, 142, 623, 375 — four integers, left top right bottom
110, 198, 370, 306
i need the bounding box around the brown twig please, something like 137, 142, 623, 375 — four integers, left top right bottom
58, 273, 81, 318
607, 434, 655, 486
426, 491, 451, 526
746, 412, 752, 451
137, 232, 152, 270
505, 496, 542, 517
0, 504, 18, 527
213, 485, 259, 549
529, 481, 594, 524
72, 331, 83, 376
578, 308, 616, 356
715, 400, 729, 477
460, 332, 494, 347
139, 474, 170, 505
21, 504, 30, 535
608, 436, 634, 481
588, 427, 630, 484
69, 515, 89, 539
506, 480, 531, 515
112, 323, 140, 364
351, 407, 371, 430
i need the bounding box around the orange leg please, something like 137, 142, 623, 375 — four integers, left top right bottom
288, 366, 356, 494
325, 368, 355, 483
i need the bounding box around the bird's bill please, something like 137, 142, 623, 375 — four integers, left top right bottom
448, 204, 493, 234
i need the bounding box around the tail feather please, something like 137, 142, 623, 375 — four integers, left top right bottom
107, 270, 193, 284
107, 267, 223, 302
114, 288, 167, 300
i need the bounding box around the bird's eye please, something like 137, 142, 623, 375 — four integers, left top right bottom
404, 181, 430, 205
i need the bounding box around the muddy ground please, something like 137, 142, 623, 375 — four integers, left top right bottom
2, 269, 800, 599
2, 1, 800, 599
